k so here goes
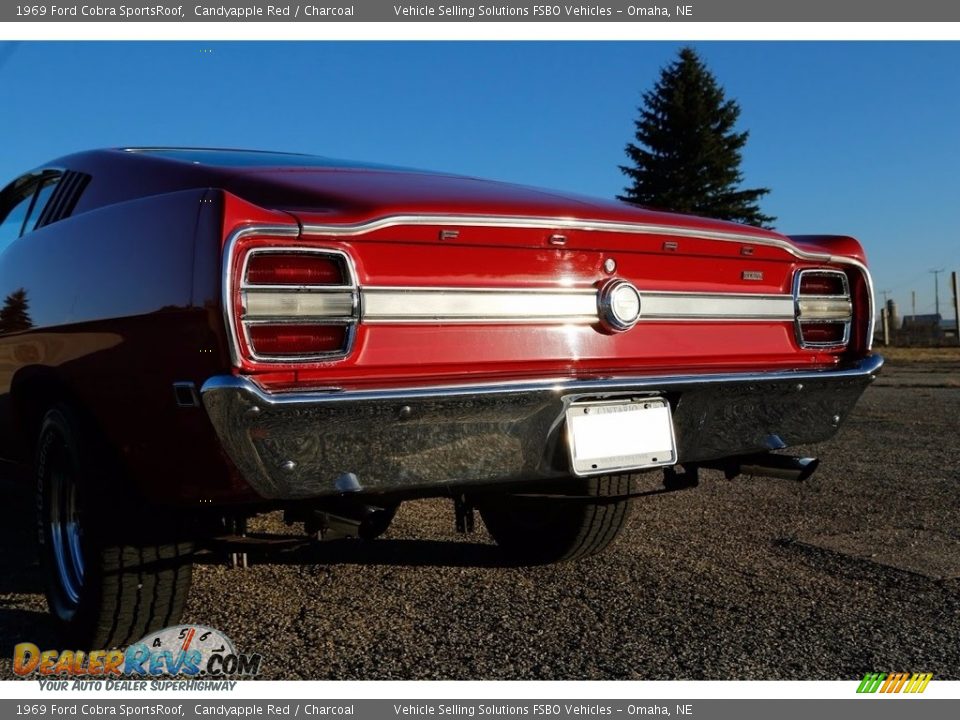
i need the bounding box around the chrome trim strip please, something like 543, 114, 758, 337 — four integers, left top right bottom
361, 287, 598, 324
202, 354, 885, 407
299, 214, 875, 349
859, 259, 877, 350
639, 292, 795, 321
359, 286, 797, 324
301, 213, 788, 245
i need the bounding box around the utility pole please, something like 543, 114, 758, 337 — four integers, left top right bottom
931, 268, 945, 317
912, 290, 916, 319
952, 271, 960, 346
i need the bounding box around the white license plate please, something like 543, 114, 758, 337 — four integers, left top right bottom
565, 398, 677, 476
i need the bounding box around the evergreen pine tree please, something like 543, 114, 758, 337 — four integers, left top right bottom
618, 47, 775, 228
0, 288, 32, 334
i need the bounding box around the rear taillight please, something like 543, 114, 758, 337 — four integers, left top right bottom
246, 324, 348, 358
230, 246, 358, 364
246, 253, 345, 286
793, 269, 853, 349
797, 272, 846, 296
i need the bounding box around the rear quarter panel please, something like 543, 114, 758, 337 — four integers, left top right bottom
0, 188, 251, 504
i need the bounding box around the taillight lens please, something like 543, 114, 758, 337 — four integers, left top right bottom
794, 269, 852, 349
246, 253, 345, 286
230, 245, 359, 365
799, 273, 846, 296
797, 323, 847, 345
247, 324, 348, 358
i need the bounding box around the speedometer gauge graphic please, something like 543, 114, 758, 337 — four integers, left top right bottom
133, 625, 236, 675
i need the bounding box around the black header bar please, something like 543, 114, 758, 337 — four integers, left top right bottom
3, 1, 960, 22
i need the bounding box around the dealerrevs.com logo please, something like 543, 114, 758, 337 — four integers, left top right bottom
14, 625, 262, 682
857, 672, 933, 694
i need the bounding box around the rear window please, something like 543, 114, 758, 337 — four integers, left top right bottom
0, 172, 61, 253
23, 176, 58, 232
0, 192, 33, 252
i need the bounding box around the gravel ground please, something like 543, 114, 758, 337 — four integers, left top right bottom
1, 358, 958, 680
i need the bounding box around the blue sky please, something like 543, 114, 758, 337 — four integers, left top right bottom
0, 41, 957, 317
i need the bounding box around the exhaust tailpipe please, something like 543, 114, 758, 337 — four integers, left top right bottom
722, 453, 819, 482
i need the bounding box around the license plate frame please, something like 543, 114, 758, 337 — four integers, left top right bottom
565, 397, 677, 477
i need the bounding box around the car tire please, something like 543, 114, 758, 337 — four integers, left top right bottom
36, 404, 194, 648
478, 474, 634, 564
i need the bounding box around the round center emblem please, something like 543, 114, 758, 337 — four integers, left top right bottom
598, 279, 642, 332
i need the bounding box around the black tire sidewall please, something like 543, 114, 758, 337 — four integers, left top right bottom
478, 474, 635, 564
35, 404, 196, 648
36, 405, 106, 640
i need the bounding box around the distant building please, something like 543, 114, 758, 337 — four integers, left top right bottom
901, 313, 943, 329
874, 310, 958, 345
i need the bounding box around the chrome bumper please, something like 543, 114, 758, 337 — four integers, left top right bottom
200, 355, 883, 500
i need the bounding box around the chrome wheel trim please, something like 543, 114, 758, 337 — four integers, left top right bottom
48, 451, 84, 608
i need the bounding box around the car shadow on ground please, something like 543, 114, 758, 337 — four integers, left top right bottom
0, 464, 517, 654
0, 463, 59, 655
193, 535, 517, 570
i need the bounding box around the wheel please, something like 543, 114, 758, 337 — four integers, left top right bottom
36, 405, 194, 648
478, 474, 635, 564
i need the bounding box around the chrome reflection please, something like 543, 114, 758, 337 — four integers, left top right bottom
49, 454, 84, 608
199, 355, 884, 499
361, 287, 598, 324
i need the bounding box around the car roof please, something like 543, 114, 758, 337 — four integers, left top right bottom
120, 147, 414, 172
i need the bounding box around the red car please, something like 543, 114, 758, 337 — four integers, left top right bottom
0, 148, 881, 646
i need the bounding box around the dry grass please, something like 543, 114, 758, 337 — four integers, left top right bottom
876, 346, 960, 363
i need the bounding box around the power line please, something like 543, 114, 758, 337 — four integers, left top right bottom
886, 269, 931, 293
